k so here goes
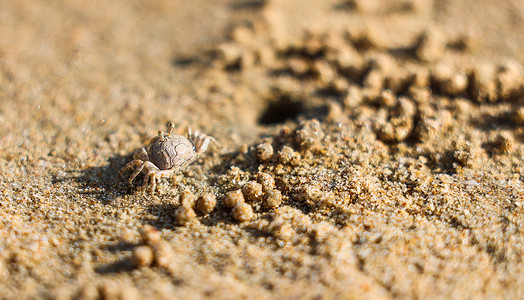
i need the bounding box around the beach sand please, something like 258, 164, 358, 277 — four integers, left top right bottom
0, 0, 523, 299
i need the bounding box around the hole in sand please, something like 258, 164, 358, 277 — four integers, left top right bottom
258, 95, 304, 125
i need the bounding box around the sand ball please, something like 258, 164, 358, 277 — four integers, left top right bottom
174, 205, 197, 226
242, 181, 263, 203
131, 246, 154, 268
263, 189, 283, 210
257, 172, 276, 192
256, 143, 274, 162
195, 193, 217, 215
232, 203, 254, 222
224, 189, 245, 208
179, 190, 197, 208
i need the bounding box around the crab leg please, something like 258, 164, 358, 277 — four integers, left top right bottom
149, 169, 177, 194
133, 147, 149, 161
137, 162, 161, 194
129, 162, 147, 185
179, 157, 196, 171
141, 171, 151, 194
150, 174, 157, 195
119, 160, 142, 177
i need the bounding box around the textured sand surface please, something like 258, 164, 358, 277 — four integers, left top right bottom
0, 0, 523, 299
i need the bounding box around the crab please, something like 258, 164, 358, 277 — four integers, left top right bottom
119, 122, 215, 196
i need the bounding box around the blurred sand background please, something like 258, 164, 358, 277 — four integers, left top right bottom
0, 0, 523, 299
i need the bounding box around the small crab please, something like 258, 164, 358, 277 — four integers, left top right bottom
119, 122, 215, 196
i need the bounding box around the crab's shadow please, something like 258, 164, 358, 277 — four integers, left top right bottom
71, 153, 136, 204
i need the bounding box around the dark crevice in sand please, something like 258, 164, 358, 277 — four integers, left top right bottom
95, 259, 135, 274
229, 0, 266, 11
257, 95, 304, 125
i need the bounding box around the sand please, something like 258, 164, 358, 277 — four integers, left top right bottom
0, 0, 523, 299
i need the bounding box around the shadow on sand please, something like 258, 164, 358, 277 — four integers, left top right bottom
71, 153, 137, 205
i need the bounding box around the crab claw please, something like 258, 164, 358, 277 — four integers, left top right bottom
187, 128, 216, 155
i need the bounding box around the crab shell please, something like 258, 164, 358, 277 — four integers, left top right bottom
148, 135, 196, 171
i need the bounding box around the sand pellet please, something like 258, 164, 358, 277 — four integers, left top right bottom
152, 241, 174, 269
131, 246, 154, 268
232, 203, 254, 222
242, 181, 263, 203
224, 189, 245, 208
195, 193, 217, 215
140, 225, 161, 246
257, 172, 276, 192
179, 190, 198, 208
256, 143, 274, 162
174, 205, 197, 226
263, 189, 283, 209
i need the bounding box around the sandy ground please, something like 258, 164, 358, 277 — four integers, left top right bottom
1, 0, 523, 299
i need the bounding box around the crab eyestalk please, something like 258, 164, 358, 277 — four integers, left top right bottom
158, 130, 165, 141
167, 122, 175, 135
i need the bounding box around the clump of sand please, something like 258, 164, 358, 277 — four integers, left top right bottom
0, 0, 523, 299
